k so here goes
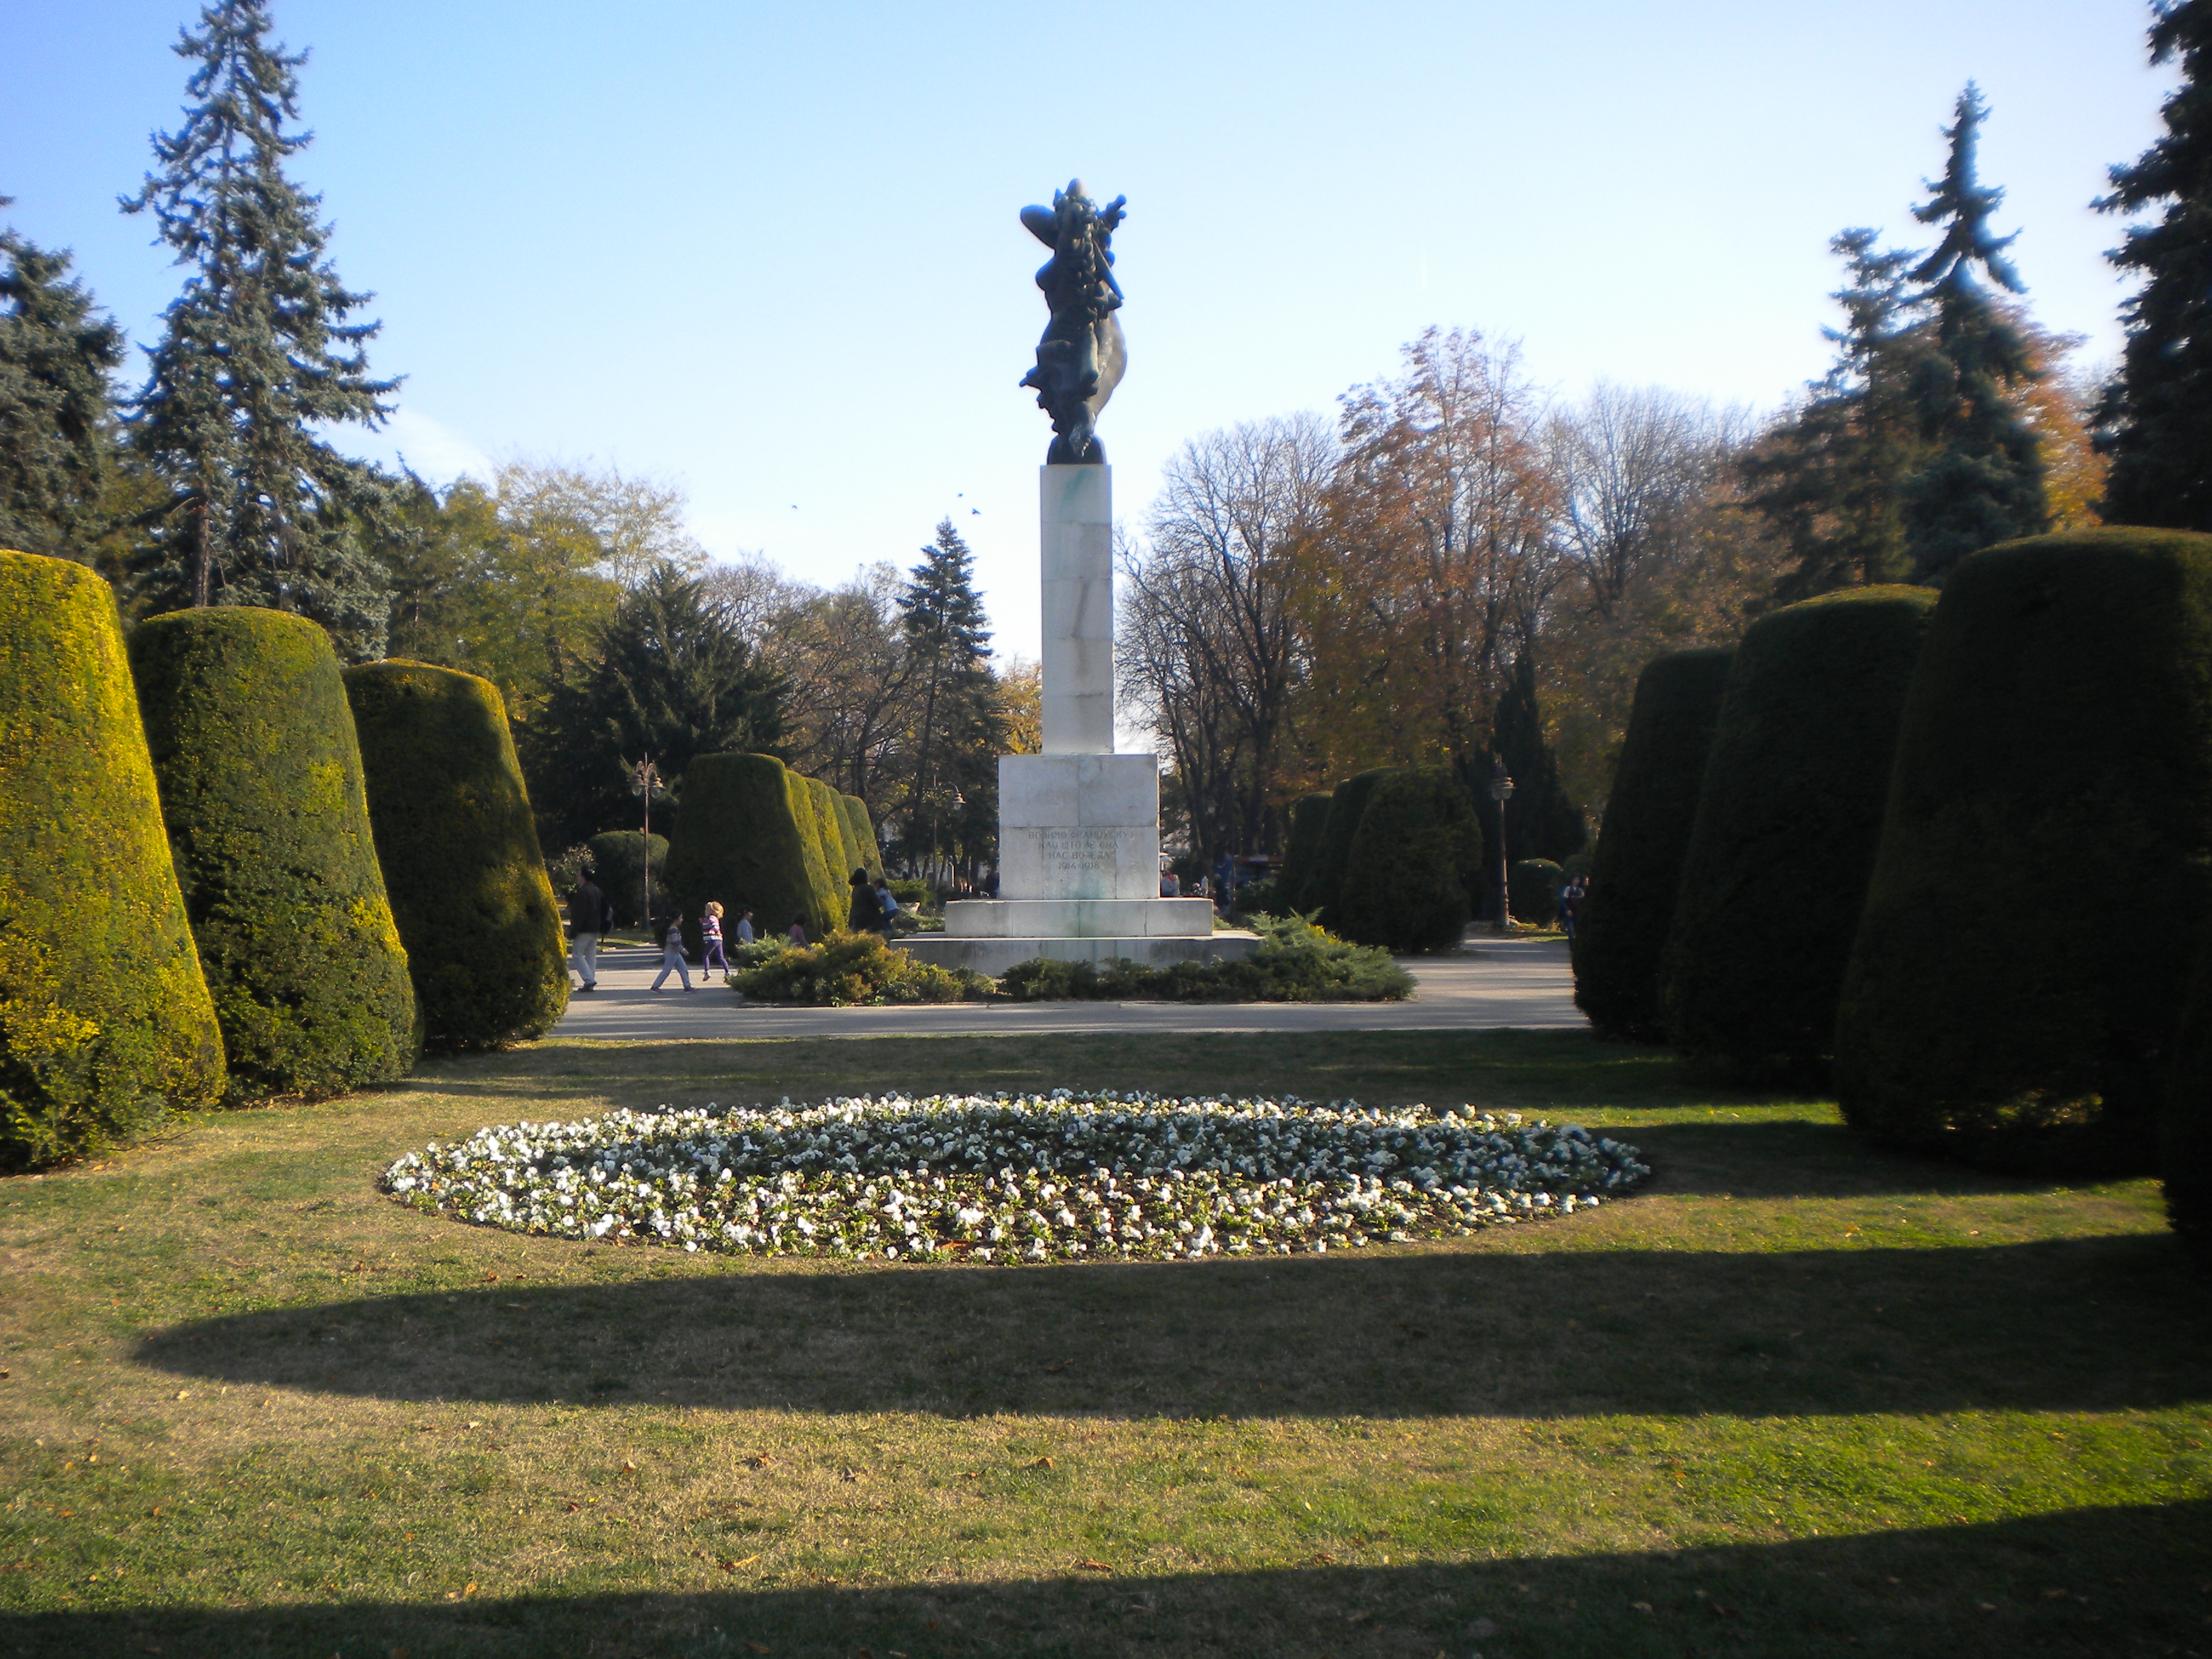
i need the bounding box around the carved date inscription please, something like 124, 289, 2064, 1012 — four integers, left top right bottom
1040, 828, 1118, 883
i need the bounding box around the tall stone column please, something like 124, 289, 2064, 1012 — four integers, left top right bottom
1039, 464, 1114, 754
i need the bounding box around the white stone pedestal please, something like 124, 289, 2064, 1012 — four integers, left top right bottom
897, 464, 1256, 978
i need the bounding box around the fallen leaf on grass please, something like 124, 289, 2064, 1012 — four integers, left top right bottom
621, 1461, 637, 1473
1079, 1559, 1113, 1572
564, 1503, 580, 1513
722, 1555, 759, 1571
746, 1643, 770, 1654
745, 1453, 774, 1469
1042, 1358, 1074, 1373
1027, 1456, 1054, 1469
1631, 1601, 1653, 1614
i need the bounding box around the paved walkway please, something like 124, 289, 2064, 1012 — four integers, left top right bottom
553, 936, 1583, 1040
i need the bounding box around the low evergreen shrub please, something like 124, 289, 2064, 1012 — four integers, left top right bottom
1335, 766, 1483, 953
1571, 646, 1734, 1041
0, 552, 224, 1165
1662, 587, 1937, 1080
132, 607, 420, 1100
997, 916, 1414, 1003
1834, 530, 2212, 1171
1302, 769, 1392, 925
343, 660, 569, 1050
1275, 791, 1333, 912
586, 831, 668, 928
1229, 875, 1284, 917
735, 930, 988, 1005
1510, 859, 1563, 927
664, 752, 845, 955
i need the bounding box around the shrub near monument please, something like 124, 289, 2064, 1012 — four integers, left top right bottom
130, 607, 418, 1101
665, 753, 845, 956
1335, 766, 1483, 953
0, 552, 225, 1165
1510, 859, 1563, 927
1662, 587, 1937, 1080
1834, 530, 2212, 1172
1571, 646, 1734, 1041
1275, 791, 1333, 913
344, 661, 568, 1050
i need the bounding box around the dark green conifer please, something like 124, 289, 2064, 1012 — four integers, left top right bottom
1480, 653, 1584, 868
121, 0, 398, 657
2096, 0, 2212, 530
897, 520, 1004, 876
1899, 85, 2049, 580
0, 207, 124, 563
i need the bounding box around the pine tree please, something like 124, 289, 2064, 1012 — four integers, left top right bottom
0, 206, 125, 563
1743, 230, 1929, 602
122, 0, 398, 657
1899, 85, 2049, 580
2096, 0, 2212, 529
896, 519, 1002, 879
527, 566, 788, 846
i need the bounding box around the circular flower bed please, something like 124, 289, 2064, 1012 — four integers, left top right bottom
382, 1091, 1650, 1263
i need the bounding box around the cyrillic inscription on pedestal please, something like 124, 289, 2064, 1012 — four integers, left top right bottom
1041, 828, 1118, 886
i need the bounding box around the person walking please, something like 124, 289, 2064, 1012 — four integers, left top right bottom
734, 907, 756, 946
787, 915, 809, 947
847, 867, 882, 933
569, 866, 607, 991
1558, 874, 1586, 942
700, 901, 729, 973
650, 913, 694, 992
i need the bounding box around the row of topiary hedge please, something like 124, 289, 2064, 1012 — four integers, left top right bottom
0, 550, 569, 1165
663, 753, 880, 957
1570, 528, 2212, 1265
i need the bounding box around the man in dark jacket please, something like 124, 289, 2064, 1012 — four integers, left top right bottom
571, 868, 608, 991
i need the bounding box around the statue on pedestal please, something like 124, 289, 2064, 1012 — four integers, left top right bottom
1019, 180, 1126, 465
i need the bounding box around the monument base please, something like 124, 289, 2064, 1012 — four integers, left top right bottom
945, 896, 1215, 938
897, 930, 1260, 980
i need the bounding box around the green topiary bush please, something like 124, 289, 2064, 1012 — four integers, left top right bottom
665, 753, 845, 956
131, 607, 420, 1101
2163, 939, 2212, 1270
343, 660, 569, 1050
1834, 529, 2212, 1171
1303, 769, 1392, 925
1275, 791, 1333, 913
836, 793, 883, 879
997, 914, 1415, 1003
1571, 646, 1734, 1041
0, 552, 226, 1165
1334, 766, 1483, 953
586, 831, 668, 928
1661, 586, 1938, 1080
1510, 859, 1563, 927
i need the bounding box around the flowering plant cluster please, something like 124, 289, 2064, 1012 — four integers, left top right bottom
382, 1091, 1649, 1264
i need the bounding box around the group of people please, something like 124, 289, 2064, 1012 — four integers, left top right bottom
564, 864, 913, 995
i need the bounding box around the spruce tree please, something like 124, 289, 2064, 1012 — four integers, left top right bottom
1899, 85, 2049, 580
2096, 0, 2212, 529
0, 207, 125, 563
1744, 230, 1929, 602
121, 0, 398, 658
896, 519, 1002, 877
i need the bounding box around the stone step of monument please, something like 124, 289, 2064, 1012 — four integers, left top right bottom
896, 931, 1261, 980
942, 897, 1217, 939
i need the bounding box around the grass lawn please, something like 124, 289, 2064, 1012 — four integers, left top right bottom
2, 1030, 2207, 1658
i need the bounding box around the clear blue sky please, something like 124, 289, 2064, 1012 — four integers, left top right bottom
2, 0, 2179, 660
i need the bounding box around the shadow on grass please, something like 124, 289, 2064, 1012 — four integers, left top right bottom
4, 1500, 2202, 1658
1620, 1118, 2079, 1201
136, 1235, 2210, 1420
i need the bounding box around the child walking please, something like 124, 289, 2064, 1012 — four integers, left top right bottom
651, 913, 694, 992
701, 900, 729, 973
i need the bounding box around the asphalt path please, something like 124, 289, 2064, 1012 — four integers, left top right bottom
552, 936, 1584, 1040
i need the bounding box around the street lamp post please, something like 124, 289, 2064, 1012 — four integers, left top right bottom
1488, 768, 1516, 934
626, 756, 665, 927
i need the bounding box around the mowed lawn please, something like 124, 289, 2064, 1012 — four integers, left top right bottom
2, 1030, 2207, 1658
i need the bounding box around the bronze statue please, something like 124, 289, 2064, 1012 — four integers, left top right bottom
1019, 180, 1126, 464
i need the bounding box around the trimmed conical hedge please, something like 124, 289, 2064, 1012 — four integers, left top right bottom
343, 661, 568, 1050
1571, 646, 1734, 1041
0, 552, 226, 1165
1835, 529, 2212, 1171
1335, 766, 1483, 953
665, 753, 845, 954
1304, 769, 1392, 926
2164, 939, 2212, 1270
130, 607, 420, 1101
1276, 792, 1333, 913
836, 793, 882, 880
1661, 587, 1937, 1079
